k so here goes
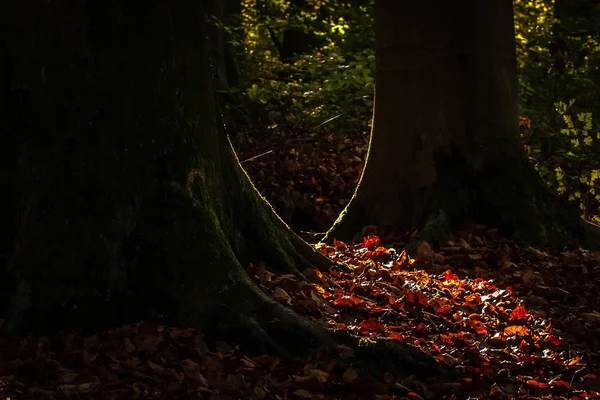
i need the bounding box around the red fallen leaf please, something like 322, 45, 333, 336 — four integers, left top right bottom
518, 339, 528, 350
527, 380, 549, 388
332, 295, 363, 307
362, 236, 380, 248
437, 304, 453, 314
443, 270, 459, 282
415, 322, 427, 332
504, 325, 529, 336
465, 366, 482, 374
388, 332, 404, 341
333, 239, 347, 250
551, 380, 575, 389
406, 290, 428, 305
416, 291, 429, 305
438, 334, 454, 345
544, 335, 562, 346
449, 331, 473, 339
468, 320, 488, 336
359, 318, 384, 332
510, 305, 528, 321
408, 392, 424, 400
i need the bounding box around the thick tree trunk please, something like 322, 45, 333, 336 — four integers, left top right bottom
0, 0, 454, 380
0, 0, 323, 335
210, 0, 242, 90
327, 0, 588, 248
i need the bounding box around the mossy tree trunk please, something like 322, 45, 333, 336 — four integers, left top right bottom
327, 0, 594, 248
0, 0, 455, 379
0, 0, 323, 335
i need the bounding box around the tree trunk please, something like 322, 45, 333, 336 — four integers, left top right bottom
0, 0, 323, 335
210, 0, 242, 91
327, 0, 590, 248
0, 0, 454, 380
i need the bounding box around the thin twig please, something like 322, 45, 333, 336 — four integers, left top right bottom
241, 150, 274, 164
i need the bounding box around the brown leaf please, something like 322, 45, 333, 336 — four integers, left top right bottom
342, 367, 358, 382
416, 241, 434, 262
334, 344, 355, 359
272, 287, 293, 305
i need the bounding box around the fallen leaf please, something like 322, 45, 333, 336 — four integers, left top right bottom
342, 368, 358, 382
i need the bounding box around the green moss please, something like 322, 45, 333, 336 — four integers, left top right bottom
324, 201, 368, 242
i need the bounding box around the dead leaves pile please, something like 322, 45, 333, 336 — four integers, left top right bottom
0, 321, 385, 400
1, 227, 600, 399
234, 132, 366, 233
250, 227, 600, 399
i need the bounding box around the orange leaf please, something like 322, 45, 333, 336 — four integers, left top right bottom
527, 380, 549, 388
443, 270, 459, 282
509, 305, 528, 321
504, 325, 529, 336
518, 339, 528, 350
439, 334, 454, 345
398, 250, 408, 265
362, 236, 380, 248
468, 320, 488, 336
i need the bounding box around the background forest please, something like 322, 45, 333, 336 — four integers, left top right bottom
225, 0, 600, 233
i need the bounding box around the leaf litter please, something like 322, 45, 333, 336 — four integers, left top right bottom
234, 131, 368, 234
2, 226, 599, 399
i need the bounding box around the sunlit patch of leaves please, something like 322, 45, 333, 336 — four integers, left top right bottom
251, 227, 600, 399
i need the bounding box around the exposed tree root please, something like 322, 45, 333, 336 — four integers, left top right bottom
404, 209, 451, 255
209, 272, 458, 381
289, 232, 337, 271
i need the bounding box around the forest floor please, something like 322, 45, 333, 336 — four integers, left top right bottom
1, 132, 599, 399
233, 130, 369, 239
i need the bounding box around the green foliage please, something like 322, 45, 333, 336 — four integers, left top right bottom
532, 101, 600, 224
515, 0, 600, 223
237, 0, 375, 134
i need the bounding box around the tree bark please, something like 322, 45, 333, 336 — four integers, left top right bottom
0, 0, 455, 380
326, 0, 591, 248
0, 0, 324, 334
